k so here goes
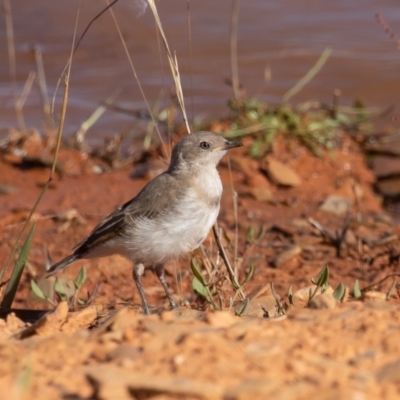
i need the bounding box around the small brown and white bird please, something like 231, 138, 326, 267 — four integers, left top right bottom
46, 131, 242, 314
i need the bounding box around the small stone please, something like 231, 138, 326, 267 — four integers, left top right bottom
377, 177, 400, 197
320, 195, 351, 215
263, 158, 301, 187
271, 245, 302, 268
240, 295, 278, 318
247, 187, 273, 202
372, 156, 400, 178
345, 229, 357, 246
362, 291, 387, 302
307, 292, 336, 310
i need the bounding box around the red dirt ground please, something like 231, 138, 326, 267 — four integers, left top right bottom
1, 131, 400, 399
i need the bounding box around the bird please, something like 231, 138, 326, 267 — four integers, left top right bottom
46, 131, 243, 314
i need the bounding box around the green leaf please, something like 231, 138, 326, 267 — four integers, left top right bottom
333, 282, 346, 301
235, 297, 250, 316
190, 258, 206, 286
386, 279, 397, 300
250, 140, 264, 158
74, 266, 87, 290
1, 223, 36, 308
255, 225, 267, 242
30, 279, 46, 300
29, 279, 55, 306
191, 277, 209, 299
311, 265, 329, 288
245, 226, 255, 244
240, 264, 254, 286
54, 278, 68, 300
222, 230, 232, 246
353, 279, 362, 298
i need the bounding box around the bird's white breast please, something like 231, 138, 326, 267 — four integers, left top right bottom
122, 166, 223, 265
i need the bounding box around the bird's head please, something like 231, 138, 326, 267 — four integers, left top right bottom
169, 131, 243, 171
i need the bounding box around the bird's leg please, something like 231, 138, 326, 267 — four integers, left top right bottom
132, 263, 150, 315
154, 264, 178, 309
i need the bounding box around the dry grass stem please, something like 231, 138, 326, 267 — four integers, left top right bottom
15, 71, 36, 132
73, 88, 121, 150
33, 46, 54, 132
212, 224, 245, 300
105, 0, 169, 158
0, 0, 81, 288
4, 0, 16, 83
230, 0, 241, 104
147, 0, 191, 134
186, 0, 194, 122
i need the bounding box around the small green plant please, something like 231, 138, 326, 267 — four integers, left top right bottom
353, 279, 362, 298
287, 285, 295, 306
271, 282, 287, 316
1, 223, 36, 309
245, 225, 267, 245
30, 266, 91, 308
190, 257, 254, 312
225, 99, 377, 159
333, 282, 346, 301
308, 265, 330, 302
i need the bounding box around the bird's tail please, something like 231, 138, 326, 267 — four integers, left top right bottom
46, 254, 79, 277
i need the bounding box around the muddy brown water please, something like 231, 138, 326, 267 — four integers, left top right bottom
1, 0, 400, 145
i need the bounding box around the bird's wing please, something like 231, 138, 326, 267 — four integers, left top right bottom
73, 172, 183, 255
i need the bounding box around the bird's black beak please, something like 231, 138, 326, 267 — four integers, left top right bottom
212, 139, 243, 152
224, 140, 243, 150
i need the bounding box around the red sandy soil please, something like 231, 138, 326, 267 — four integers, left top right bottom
1, 131, 400, 399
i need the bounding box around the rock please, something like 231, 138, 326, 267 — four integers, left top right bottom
372, 155, 400, 178
344, 229, 357, 246
262, 158, 302, 187
294, 286, 334, 304
362, 291, 387, 302
307, 292, 336, 310
239, 295, 278, 318
376, 177, 400, 197
320, 195, 351, 215
206, 311, 238, 328
247, 187, 273, 202
271, 245, 302, 268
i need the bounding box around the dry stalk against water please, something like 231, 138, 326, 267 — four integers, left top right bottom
0, 0, 82, 292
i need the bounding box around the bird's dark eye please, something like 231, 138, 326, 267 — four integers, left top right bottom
199, 141, 210, 150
